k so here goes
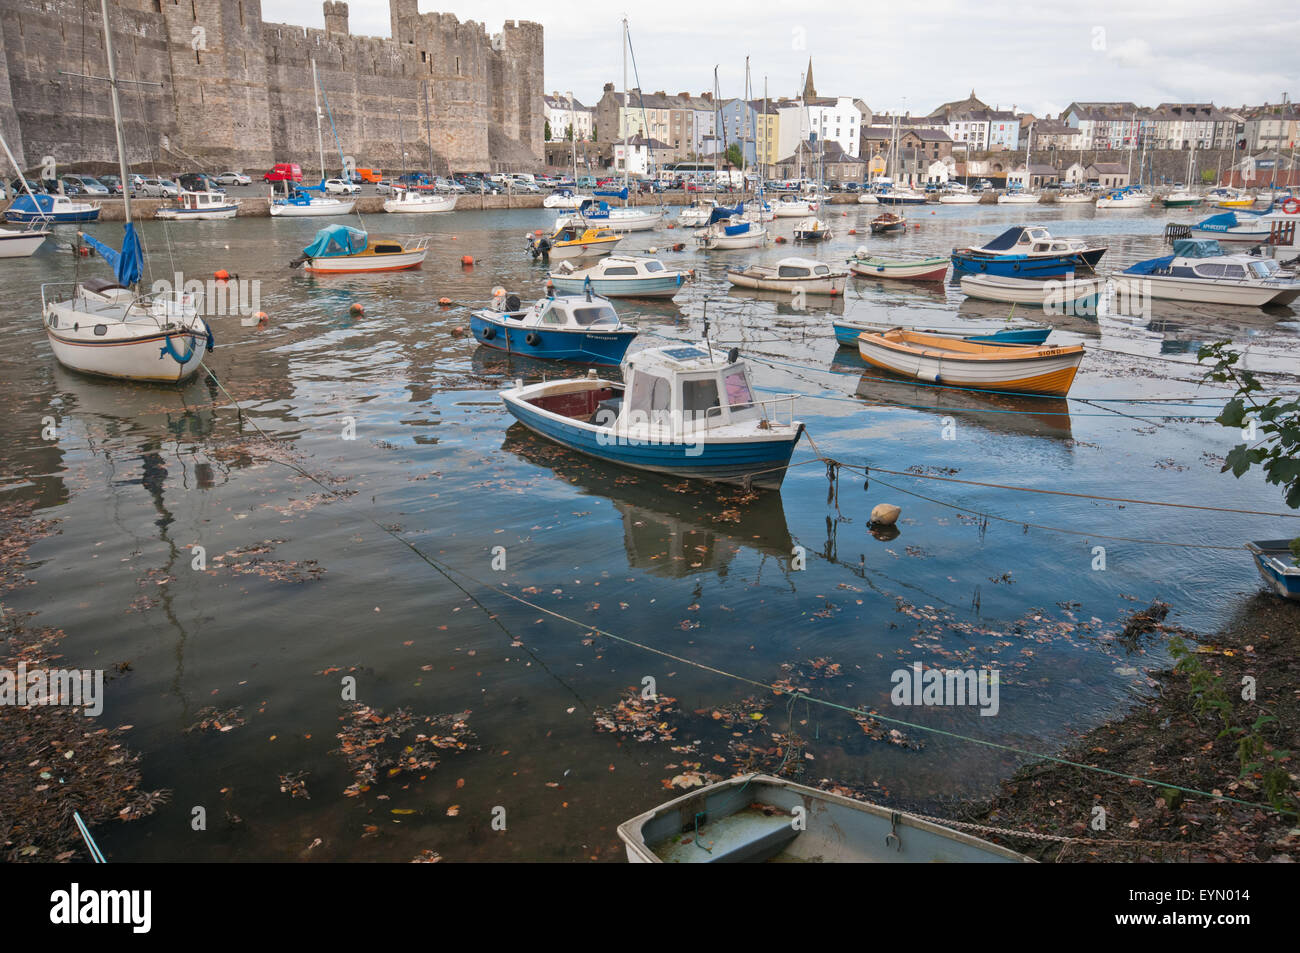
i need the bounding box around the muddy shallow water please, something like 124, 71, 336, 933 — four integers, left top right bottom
1, 200, 1296, 860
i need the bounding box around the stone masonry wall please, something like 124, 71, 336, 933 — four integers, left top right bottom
0, 0, 543, 174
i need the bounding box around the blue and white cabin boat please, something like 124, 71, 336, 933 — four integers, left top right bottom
951, 225, 1107, 278
1246, 540, 1300, 601
556, 191, 662, 232
500, 345, 804, 490
547, 256, 691, 299
5, 192, 101, 224
469, 291, 636, 365
1189, 210, 1272, 243
1112, 239, 1300, 307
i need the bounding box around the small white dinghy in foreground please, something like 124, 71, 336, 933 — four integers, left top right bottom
618, 774, 1034, 863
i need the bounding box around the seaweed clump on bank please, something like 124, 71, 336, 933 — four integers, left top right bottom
0, 501, 168, 861
971, 594, 1300, 862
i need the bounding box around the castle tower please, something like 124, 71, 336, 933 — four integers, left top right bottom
323, 2, 349, 35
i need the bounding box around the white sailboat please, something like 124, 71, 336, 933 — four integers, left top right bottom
41, 0, 211, 383
545, 92, 593, 210
0, 131, 51, 257
1096, 113, 1152, 209
270, 60, 355, 218
999, 120, 1040, 204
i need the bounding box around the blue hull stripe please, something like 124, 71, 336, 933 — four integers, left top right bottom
547, 275, 683, 297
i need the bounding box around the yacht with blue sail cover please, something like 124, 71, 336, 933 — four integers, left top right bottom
499, 344, 804, 490
951, 225, 1106, 278
555, 190, 662, 232
469, 290, 637, 365
695, 202, 767, 250
1111, 239, 1300, 307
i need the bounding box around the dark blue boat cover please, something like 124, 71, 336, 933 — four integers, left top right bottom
981, 226, 1027, 251
7, 193, 54, 215
708, 202, 744, 225
724, 222, 750, 236
1195, 212, 1239, 231
1171, 238, 1223, 258
1123, 255, 1175, 275
594, 187, 629, 200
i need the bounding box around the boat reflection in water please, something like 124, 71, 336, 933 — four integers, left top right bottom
502, 424, 795, 579
957, 297, 1102, 340
725, 286, 847, 317
852, 369, 1075, 442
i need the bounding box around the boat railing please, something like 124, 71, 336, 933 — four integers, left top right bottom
699, 394, 799, 431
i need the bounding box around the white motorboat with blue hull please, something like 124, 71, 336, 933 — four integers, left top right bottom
951, 225, 1106, 278
5, 193, 101, 223
547, 256, 689, 299
500, 345, 803, 490
1189, 210, 1272, 243
1246, 540, 1300, 601
470, 292, 636, 366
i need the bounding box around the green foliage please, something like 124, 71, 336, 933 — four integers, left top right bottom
1169, 637, 1296, 815
1197, 341, 1300, 559
544, 119, 552, 141
725, 143, 744, 170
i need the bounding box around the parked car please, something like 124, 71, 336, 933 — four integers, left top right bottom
509, 178, 541, 193
263, 163, 303, 183
8, 176, 45, 197
98, 174, 126, 195
375, 180, 399, 195
323, 178, 360, 195
178, 172, 225, 193
62, 174, 110, 195
215, 171, 251, 186
139, 178, 180, 198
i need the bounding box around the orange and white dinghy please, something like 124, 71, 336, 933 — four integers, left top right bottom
856, 328, 1084, 397
290, 224, 428, 274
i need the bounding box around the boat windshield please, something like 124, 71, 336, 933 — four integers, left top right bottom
681, 376, 721, 422
724, 368, 754, 412
644, 261, 664, 273
571, 305, 618, 328
1249, 260, 1280, 278
627, 371, 673, 426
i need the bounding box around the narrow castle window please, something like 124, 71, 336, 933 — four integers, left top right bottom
455, 56, 461, 75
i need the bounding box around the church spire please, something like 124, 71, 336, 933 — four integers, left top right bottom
802, 59, 816, 100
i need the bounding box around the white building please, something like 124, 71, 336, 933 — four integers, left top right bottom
543, 92, 594, 141
613, 136, 667, 176
776, 96, 860, 166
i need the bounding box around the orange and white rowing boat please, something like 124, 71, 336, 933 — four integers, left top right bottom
856, 328, 1084, 397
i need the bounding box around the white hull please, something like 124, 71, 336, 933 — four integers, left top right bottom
856, 193, 879, 204
559, 209, 662, 232
961, 274, 1103, 305
304, 249, 428, 272
727, 272, 846, 295
543, 193, 593, 209
0, 230, 48, 257
1055, 193, 1096, 204
938, 194, 979, 204
772, 201, 817, 217
997, 193, 1041, 204
44, 290, 211, 383
269, 198, 356, 217
699, 228, 767, 250
155, 206, 239, 220
1111, 273, 1287, 306
384, 193, 457, 213
1096, 194, 1151, 209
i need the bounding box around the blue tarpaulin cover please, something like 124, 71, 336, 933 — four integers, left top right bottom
8, 193, 54, 216
594, 187, 629, 200
302, 225, 367, 258
1123, 255, 1175, 275
81, 224, 143, 287
1171, 238, 1223, 258
724, 222, 750, 236
707, 202, 744, 225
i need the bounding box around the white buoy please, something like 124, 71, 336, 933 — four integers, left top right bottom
870, 503, 901, 526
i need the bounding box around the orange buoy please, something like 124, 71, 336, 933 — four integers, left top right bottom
349, 303, 364, 316
438, 297, 452, 306
667, 223, 675, 229
534, 229, 543, 236
461, 255, 474, 267
451, 326, 466, 337
841, 211, 847, 217
255, 311, 269, 329
775, 236, 787, 244
214, 269, 230, 281
931, 211, 937, 215
848, 228, 856, 235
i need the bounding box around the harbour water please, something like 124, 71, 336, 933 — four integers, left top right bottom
2, 201, 1296, 860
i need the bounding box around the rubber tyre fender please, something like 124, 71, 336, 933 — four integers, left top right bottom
525, 332, 541, 347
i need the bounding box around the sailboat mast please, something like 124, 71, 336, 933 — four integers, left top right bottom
313, 59, 326, 183
622, 16, 628, 191
423, 80, 434, 176
99, 0, 133, 227
569, 91, 577, 182
763, 76, 768, 183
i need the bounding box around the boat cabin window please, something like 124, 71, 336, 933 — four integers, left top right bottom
813, 265, 829, 276
724, 369, 754, 411
681, 376, 721, 421
1221, 264, 1247, 279
373, 243, 403, 254
628, 371, 673, 423
777, 264, 811, 278
1249, 260, 1279, 278
603, 266, 637, 276
571, 305, 618, 328
644, 261, 664, 273
539, 303, 565, 325
1194, 263, 1226, 278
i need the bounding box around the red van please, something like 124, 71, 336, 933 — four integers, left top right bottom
263, 163, 303, 183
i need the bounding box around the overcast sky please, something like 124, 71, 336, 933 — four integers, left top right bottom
262, 0, 1299, 116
